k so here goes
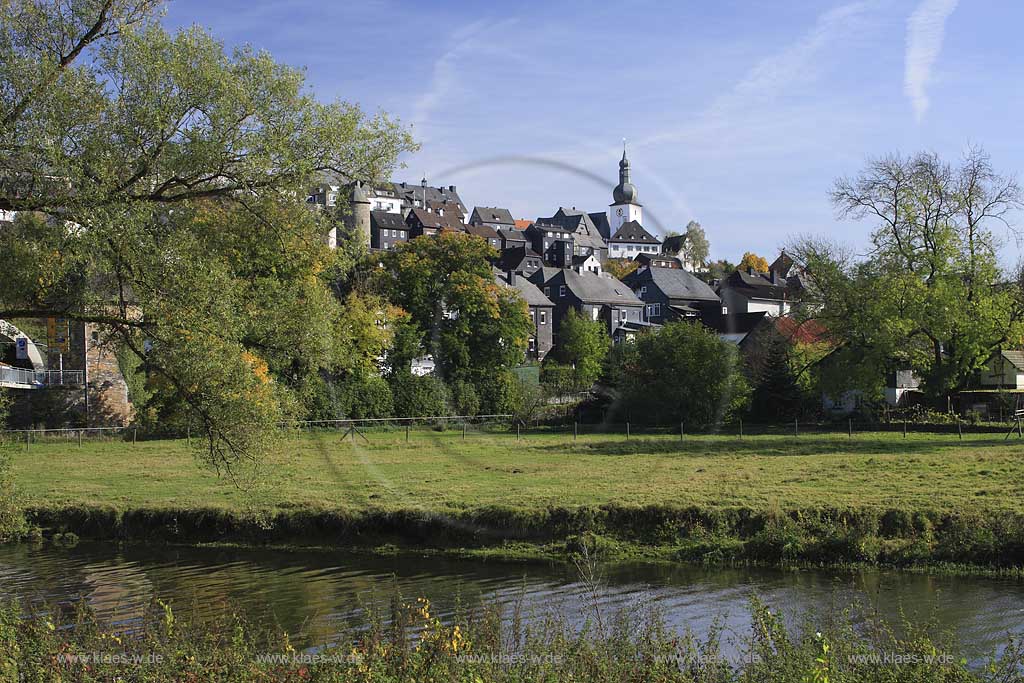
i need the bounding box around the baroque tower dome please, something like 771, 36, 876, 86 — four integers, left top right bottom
612, 146, 639, 205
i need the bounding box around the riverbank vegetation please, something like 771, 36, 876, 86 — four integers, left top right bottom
4, 590, 1023, 682
9, 430, 1024, 570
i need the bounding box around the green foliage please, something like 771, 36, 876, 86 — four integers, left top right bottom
614, 321, 749, 425
474, 369, 519, 415
389, 373, 451, 418
376, 233, 532, 382
792, 148, 1024, 402
682, 219, 711, 266
447, 379, 480, 416
602, 258, 638, 280
0, 0, 416, 471
552, 309, 609, 388
746, 326, 806, 420
300, 373, 393, 421
540, 363, 579, 395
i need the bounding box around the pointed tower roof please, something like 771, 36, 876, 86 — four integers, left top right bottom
612, 142, 639, 205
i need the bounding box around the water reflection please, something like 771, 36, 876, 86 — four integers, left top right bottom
1, 542, 1022, 658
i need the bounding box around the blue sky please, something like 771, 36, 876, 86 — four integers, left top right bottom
164, 0, 1024, 263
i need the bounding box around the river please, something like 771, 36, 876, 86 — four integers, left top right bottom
1, 542, 1022, 660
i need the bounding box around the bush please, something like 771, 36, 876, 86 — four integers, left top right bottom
475, 370, 518, 415
299, 372, 394, 420
613, 321, 749, 425
447, 380, 480, 416
390, 372, 451, 418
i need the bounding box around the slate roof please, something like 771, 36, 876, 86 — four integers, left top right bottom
561, 270, 644, 307
407, 207, 466, 232
391, 181, 466, 213
588, 212, 612, 239
371, 211, 406, 231
722, 269, 791, 299
634, 252, 682, 267
494, 271, 555, 308
536, 208, 608, 252
471, 206, 515, 226
661, 235, 686, 254
496, 245, 542, 272
609, 220, 660, 244
466, 223, 500, 240
626, 267, 719, 302
427, 199, 465, 217
771, 251, 795, 278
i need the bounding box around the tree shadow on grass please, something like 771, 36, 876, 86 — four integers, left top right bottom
533, 435, 1013, 458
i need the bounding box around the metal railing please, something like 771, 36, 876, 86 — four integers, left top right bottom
0, 364, 83, 388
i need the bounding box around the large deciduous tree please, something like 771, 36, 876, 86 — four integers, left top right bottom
374, 232, 532, 385
790, 148, 1024, 401
683, 220, 710, 267
610, 321, 748, 425
0, 0, 416, 472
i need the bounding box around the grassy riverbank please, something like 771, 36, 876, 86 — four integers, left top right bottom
10, 429, 1024, 568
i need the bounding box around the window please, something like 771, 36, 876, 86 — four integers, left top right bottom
652, 303, 661, 316
531, 310, 536, 323
540, 311, 547, 325
640, 286, 647, 294
529, 338, 536, 352
591, 308, 599, 321
620, 309, 627, 321
559, 285, 566, 298
544, 287, 550, 297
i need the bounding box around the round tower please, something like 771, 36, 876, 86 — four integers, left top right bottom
348, 181, 372, 249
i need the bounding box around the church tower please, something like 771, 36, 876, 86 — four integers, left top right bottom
608, 144, 643, 235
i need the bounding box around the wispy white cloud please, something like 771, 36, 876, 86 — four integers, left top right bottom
904, 0, 959, 122
412, 18, 519, 140
639, 1, 873, 150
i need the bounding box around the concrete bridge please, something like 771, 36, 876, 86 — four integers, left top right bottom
0, 319, 81, 389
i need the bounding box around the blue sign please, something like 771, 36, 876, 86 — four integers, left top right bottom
15, 337, 28, 360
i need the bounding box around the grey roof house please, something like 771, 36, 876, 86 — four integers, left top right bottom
529, 268, 648, 343
607, 220, 661, 260
623, 266, 720, 324
470, 206, 515, 231
495, 270, 555, 361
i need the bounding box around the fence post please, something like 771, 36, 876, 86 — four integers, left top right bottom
626, 422, 630, 440
133, 428, 137, 446
903, 419, 908, 439
680, 421, 684, 442
794, 418, 799, 438
78, 430, 82, 448
187, 426, 191, 447
463, 423, 467, 441
957, 417, 962, 441
574, 421, 578, 442
739, 418, 743, 439
406, 423, 410, 442
516, 422, 520, 442
848, 418, 853, 438
25, 432, 30, 452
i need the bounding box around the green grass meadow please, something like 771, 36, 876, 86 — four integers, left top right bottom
10, 427, 1024, 568
10, 428, 1024, 514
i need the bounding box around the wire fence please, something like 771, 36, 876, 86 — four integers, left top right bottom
4, 412, 1023, 450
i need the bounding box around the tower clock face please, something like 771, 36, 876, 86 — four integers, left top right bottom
616, 208, 623, 216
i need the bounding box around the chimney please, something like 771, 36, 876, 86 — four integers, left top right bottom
448, 185, 456, 192
506, 270, 516, 286
747, 266, 755, 276
769, 269, 778, 284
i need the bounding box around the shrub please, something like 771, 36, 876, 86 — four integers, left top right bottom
447, 380, 480, 416
390, 372, 451, 418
